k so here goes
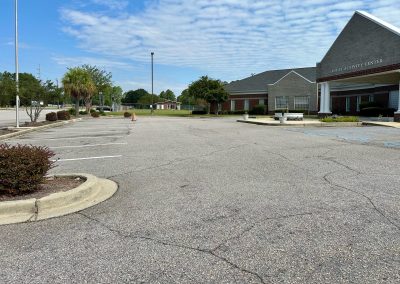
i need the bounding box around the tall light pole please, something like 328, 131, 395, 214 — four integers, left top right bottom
15, 0, 20, 128
151, 52, 154, 115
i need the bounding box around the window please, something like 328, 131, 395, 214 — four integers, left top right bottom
244, 99, 249, 111
275, 96, 289, 110
345, 97, 350, 112
389, 91, 399, 109
356, 96, 361, 112
294, 96, 310, 110
258, 99, 265, 105
369, 95, 374, 102
230, 100, 235, 111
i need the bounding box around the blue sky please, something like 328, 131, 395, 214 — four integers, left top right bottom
0, 0, 399, 96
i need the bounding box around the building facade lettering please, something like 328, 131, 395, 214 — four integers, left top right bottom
331, 58, 383, 73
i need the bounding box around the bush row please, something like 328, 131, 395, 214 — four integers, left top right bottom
0, 144, 55, 194
321, 116, 359, 122
359, 107, 395, 117
45, 110, 71, 122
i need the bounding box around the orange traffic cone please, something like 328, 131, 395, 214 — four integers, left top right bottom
131, 113, 137, 121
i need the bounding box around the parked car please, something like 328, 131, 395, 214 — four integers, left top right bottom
96, 106, 112, 112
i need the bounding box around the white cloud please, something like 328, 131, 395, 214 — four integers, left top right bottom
60, 0, 400, 82
90, 0, 128, 10
52, 55, 134, 70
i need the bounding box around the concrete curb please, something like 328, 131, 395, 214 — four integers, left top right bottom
0, 118, 82, 141
0, 173, 117, 225
362, 121, 400, 128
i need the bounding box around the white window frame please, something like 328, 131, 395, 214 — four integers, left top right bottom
294, 96, 310, 110
244, 99, 249, 111
369, 95, 374, 102
345, 97, 350, 112
230, 100, 235, 111
275, 96, 289, 110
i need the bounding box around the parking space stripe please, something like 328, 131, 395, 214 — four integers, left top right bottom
52, 155, 122, 162
9, 135, 124, 141
51, 142, 128, 149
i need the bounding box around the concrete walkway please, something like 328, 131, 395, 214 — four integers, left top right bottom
362, 121, 400, 128
237, 118, 363, 127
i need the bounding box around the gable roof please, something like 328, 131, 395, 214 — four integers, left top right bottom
356, 11, 400, 36
225, 67, 316, 94
317, 11, 400, 81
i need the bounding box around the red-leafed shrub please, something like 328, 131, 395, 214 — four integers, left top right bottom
124, 112, 131, 118
45, 112, 58, 121
91, 111, 100, 118
0, 144, 55, 194
57, 110, 71, 120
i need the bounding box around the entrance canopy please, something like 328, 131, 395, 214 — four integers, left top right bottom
316, 11, 400, 117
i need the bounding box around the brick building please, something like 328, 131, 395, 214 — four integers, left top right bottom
223, 11, 400, 120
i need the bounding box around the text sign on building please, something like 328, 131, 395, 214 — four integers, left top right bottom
331, 58, 383, 74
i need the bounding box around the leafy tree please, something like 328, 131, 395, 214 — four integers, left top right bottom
81, 65, 112, 109
122, 88, 149, 104
110, 86, 123, 105
159, 89, 176, 101
138, 93, 161, 106
62, 67, 96, 116
43, 80, 63, 106
177, 89, 189, 104
10, 73, 51, 122
0, 72, 16, 106
188, 76, 229, 114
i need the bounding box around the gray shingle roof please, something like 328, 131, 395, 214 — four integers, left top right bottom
225, 67, 316, 94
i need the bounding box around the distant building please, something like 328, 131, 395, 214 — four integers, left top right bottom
155, 100, 181, 110
223, 11, 400, 120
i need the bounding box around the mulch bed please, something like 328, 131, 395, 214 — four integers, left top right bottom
0, 129, 15, 135
0, 176, 85, 202
23, 121, 59, 127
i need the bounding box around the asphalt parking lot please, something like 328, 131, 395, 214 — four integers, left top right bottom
0, 109, 60, 128
1, 117, 400, 283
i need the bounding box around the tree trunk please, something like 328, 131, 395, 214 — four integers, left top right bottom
75, 99, 80, 117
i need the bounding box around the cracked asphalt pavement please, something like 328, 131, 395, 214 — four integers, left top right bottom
1, 117, 400, 283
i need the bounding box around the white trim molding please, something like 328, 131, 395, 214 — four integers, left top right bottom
269, 70, 315, 85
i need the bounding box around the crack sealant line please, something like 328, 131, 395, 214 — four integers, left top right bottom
75, 211, 270, 283
323, 173, 400, 230
75, 211, 316, 283
107, 144, 247, 179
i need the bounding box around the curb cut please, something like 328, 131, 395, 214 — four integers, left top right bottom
0, 173, 117, 225
0, 118, 82, 141
362, 121, 400, 128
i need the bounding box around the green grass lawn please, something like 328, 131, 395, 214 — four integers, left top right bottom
320, 116, 359, 122
107, 109, 192, 117
106, 109, 248, 117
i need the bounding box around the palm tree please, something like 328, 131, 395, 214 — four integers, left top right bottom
62, 67, 96, 116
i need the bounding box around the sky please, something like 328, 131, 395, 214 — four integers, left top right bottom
0, 0, 399, 96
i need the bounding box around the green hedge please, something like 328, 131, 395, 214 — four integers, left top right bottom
321, 116, 359, 122
45, 112, 57, 121
57, 110, 70, 120
0, 144, 55, 194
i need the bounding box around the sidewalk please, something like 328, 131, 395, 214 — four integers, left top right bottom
362, 121, 400, 128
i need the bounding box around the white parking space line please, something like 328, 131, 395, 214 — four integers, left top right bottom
50, 142, 128, 149
10, 135, 124, 141
52, 155, 122, 162
53, 127, 132, 131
